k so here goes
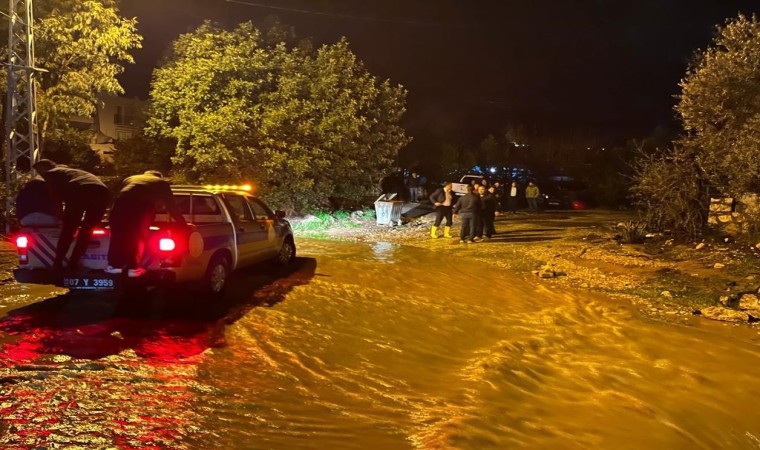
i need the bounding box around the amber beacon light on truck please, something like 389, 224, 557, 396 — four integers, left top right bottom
202, 184, 253, 192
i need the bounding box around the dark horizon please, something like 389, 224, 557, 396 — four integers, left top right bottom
118, 0, 760, 152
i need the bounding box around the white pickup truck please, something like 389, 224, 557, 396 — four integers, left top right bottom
12, 185, 296, 295
451, 174, 486, 196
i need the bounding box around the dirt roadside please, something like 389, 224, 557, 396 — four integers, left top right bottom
294, 209, 760, 326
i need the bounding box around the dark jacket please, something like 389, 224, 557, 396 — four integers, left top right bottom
481, 192, 497, 215
491, 185, 504, 201
15, 177, 62, 220
40, 165, 106, 201
429, 187, 454, 206
453, 192, 482, 214
117, 174, 186, 225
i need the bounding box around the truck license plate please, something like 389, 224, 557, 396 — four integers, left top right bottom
62, 277, 115, 290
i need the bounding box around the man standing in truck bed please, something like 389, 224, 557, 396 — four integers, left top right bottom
105, 170, 188, 277
33, 159, 110, 272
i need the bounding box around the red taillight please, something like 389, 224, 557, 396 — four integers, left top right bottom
16, 235, 30, 264
15, 235, 30, 249
159, 238, 176, 252
92, 228, 107, 236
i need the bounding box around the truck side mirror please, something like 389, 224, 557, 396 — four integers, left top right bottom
275, 210, 286, 219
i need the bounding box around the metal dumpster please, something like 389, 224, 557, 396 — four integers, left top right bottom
374, 194, 403, 226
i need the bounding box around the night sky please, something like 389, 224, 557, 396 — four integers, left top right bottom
118, 0, 760, 152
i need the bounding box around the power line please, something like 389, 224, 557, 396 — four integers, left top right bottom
224, 0, 455, 27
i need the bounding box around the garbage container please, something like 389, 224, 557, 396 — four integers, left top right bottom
374, 194, 403, 226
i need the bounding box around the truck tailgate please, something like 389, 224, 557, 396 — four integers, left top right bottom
18, 227, 110, 270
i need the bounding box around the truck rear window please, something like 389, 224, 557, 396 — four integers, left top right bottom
155, 194, 224, 223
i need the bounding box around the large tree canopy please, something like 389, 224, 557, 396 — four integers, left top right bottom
35, 0, 142, 131
678, 14, 760, 195
147, 22, 410, 211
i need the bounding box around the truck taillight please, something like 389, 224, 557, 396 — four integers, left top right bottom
159, 238, 176, 252
15, 235, 30, 249
15, 235, 30, 264
91, 228, 107, 236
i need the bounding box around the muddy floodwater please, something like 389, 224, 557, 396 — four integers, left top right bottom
1, 239, 760, 449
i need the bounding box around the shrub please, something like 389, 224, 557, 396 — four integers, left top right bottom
630, 146, 706, 239
619, 221, 647, 244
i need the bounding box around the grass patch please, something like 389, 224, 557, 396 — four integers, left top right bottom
291, 210, 374, 234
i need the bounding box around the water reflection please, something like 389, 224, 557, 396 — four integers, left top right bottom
3, 239, 760, 449
0, 257, 317, 363
371, 241, 396, 263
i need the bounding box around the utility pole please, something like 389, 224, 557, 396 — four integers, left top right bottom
4, 0, 40, 233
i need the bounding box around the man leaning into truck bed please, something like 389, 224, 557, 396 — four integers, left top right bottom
105, 170, 188, 278
33, 159, 111, 272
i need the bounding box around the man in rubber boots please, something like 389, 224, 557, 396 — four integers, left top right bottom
428, 182, 455, 238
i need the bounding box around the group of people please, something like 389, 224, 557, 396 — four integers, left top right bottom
15, 159, 187, 277
427, 178, 541, 243
464, 178, 541, 214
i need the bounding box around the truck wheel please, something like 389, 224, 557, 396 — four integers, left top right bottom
205, 254, 230, 295
275, 237, 296, 265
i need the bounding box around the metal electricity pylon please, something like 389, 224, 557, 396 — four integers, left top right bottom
4, 0, 41, 232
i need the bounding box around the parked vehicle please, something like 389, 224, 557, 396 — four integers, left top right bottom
12, 185, 296, 295
539, 180, 590, 209
451, 174, 487, 196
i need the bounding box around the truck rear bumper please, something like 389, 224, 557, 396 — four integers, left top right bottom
14, 268, 177, 292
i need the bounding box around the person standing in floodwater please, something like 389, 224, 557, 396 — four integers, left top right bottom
429, 182, 455, 239
453, 185, 482, 244
479, 186, 497, 239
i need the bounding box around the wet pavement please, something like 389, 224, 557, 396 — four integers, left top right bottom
1, 239, 760, 449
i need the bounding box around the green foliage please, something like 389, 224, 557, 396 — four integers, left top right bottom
147, 22, 410, 212
42, 128, 101, 173
112, 135, 174, 177
618, 221, 647, 244
677, 13, 760, 196
630, 146, 706, 239
35, 0, 142, 130
587, 170, 631, 207
0, 174, 27, 233
737, 196, 760, 243
290, 210, 371, 233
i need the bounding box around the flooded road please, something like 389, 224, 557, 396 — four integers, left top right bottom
2, 239, 760, 449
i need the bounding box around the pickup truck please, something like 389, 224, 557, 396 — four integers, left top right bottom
12, 185, 296, 295
451, 175, 486, 196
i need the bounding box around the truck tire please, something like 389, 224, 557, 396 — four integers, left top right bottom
275, 237, 296, 266
204, 253, 230, 295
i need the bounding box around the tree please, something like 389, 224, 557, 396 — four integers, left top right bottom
439, 143, 461, 174
678, 14, 760, 196
112, 135, 174, 176
147, 22, 410, 211
35, 0, 142, 133
478, 134, 501, 167
42, 128, 100, 172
